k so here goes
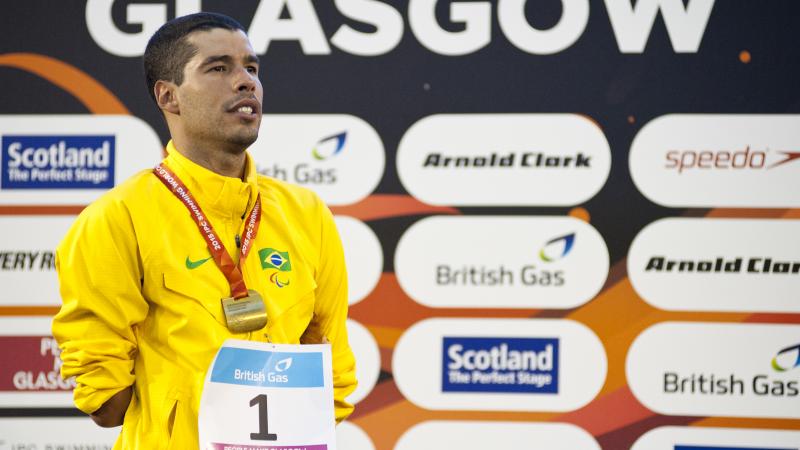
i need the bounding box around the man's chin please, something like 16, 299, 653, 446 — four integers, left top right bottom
227, 130, 259, 150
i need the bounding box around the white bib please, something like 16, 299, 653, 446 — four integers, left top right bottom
199, 339, 336, 450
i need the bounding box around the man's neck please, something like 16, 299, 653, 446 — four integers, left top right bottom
172, 138, 247, 179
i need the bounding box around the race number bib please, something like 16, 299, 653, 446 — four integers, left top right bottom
199, 339, 336, 450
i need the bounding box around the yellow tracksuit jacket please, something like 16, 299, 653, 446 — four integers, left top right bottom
52, 141, 356, 449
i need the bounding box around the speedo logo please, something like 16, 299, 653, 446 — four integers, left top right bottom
1, 135, 115, 189
260, 248, 291, 288
422, 151, 591, 169
666, 146, 800, 173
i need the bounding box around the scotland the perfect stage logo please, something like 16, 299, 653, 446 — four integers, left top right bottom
1, 135, 115, 189
442, 337, 559, 394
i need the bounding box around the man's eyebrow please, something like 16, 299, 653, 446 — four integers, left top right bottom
200, 55, 233, 67
200, 54, 260, 67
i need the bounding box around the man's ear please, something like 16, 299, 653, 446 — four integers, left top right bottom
154, 80, 180, 115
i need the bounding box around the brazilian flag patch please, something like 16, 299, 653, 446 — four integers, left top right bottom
259, 248, 292, 271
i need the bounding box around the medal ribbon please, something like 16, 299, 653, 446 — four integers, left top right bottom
153, 163, 261, 299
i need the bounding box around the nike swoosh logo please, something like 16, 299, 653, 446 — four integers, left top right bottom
185, 256, 212, 270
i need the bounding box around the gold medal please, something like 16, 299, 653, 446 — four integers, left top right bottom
221, 289, 268, 333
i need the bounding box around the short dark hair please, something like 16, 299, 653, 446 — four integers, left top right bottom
143, 12, 245, 103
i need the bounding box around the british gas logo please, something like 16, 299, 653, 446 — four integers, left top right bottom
630, 114, 800, 207
626, 322, 800, 419
252, 115, 384, 206
772, 344, 800, 373
260, 248, 292, 288
539, 233, 575, 262
312, 132, 346, 160
395, 216, 608, 309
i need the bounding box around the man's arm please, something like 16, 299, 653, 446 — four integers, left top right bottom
306, 199, 357, 422
90, 386, 133, 427
52, 197, 149, 421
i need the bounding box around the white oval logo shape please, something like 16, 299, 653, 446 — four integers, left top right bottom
0, 317, 75, 407
630, 114, 800, 207
252, 115, 385, 206
393, 318, 606, 411
395, 421, 600, 450
335, 216, 383, 305
627, 322, 800, 419
0, 115, 162, 205
0, 417, 119, 445
346, 319, 381, 405
629, 218, 800, 313
336, 421, 375, 450
0, 215, 75, 306
632, 425, 800, 450
396, 114, 611, 206
395, 216, 608, 309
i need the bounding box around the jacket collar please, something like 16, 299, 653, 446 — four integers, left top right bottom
162, 140, 258, 219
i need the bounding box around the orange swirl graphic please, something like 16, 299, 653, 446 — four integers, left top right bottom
0, 52, 129, 114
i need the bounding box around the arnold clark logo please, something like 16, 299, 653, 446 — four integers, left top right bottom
250, 115, 385, 206
628, 218, 800, 313
395, 216, 609, 309
396, 114, 611, 206
632, 426, 800, 450
0, 115, 161, 206
393, 318, 606, 412
630, 114, 800, 207
627, 322, 800, 419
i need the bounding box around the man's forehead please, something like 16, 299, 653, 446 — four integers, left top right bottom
187, 28, 256, 59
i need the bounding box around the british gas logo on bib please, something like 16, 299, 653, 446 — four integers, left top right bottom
396, 114, 610, 206
211, 348, 324, 388
2, 136, 115, 189
443, 337, 559, 394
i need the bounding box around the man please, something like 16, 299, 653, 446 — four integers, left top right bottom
52, 12, 356, 448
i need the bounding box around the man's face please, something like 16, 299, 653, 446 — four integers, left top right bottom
175, 28, 263, 151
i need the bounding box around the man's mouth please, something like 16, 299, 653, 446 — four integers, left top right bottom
228, 98, 260, 118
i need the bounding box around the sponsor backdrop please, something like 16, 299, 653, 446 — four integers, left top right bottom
0, 1, 798, 448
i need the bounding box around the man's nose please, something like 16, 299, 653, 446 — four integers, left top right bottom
235, 68, 257, 92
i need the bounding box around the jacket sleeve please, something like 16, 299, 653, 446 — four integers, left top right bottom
309, 198, 357, 423
51, 196, 149, 415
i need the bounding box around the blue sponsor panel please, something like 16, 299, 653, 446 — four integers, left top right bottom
442, 337, 559, 394
1, 135, 115, 189
675, 446, 797, 450
210, 347, 324, 388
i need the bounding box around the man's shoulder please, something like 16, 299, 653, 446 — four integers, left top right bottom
256, 174, 324, 213
79, 168, 158, 218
